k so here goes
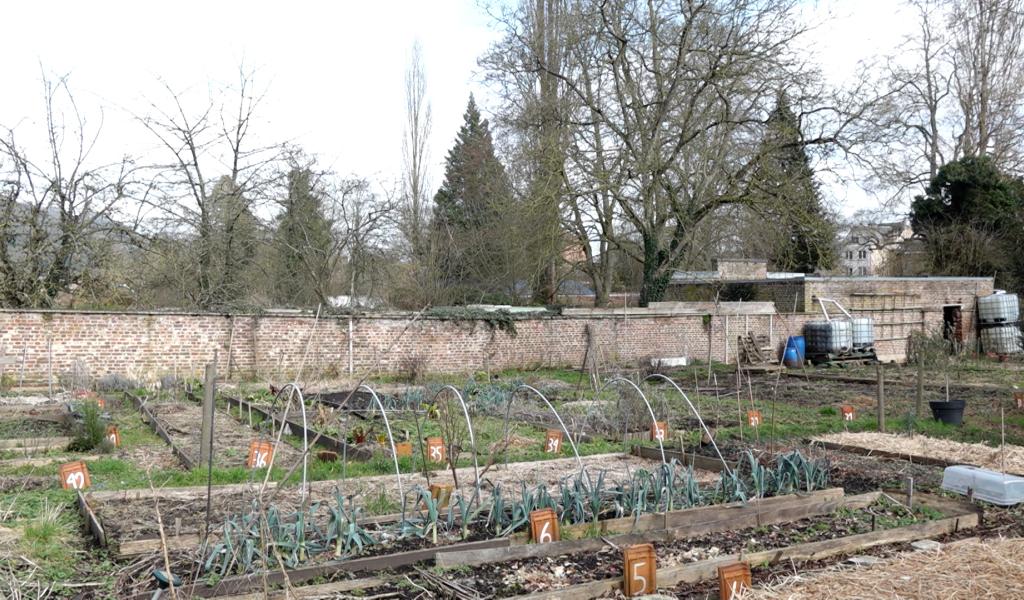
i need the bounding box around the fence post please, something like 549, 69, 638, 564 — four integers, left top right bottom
876, 363, 886, 433
200, 358, 217, 466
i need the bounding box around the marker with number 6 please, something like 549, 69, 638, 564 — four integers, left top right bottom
529, 508, 559, 544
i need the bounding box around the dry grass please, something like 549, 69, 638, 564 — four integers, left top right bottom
740, 537, 1024, 599
813, 431, 1024, 474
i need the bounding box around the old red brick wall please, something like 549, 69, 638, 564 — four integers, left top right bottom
0, 301, 979, 383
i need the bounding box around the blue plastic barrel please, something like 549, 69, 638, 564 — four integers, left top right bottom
783, 346, 801, 368
785, 336, 806, 363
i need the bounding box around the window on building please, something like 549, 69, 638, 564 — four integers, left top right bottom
858, 266, 867, 275
852, 236, 860, 244
858, 250, 867, 259
846, 250, 853, 259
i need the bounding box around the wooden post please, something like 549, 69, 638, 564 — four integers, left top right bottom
200, 360, 217, 466
876, 363, 886, 433
915, 359, 924, 420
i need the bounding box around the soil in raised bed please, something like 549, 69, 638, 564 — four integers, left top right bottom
146, 397, 305, 469
0, 418, 67, 439
460, 498, 936, 597
91, 453, 714, 546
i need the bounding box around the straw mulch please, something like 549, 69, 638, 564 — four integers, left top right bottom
813, 431, 1024, 474
739, 537, 1024, 599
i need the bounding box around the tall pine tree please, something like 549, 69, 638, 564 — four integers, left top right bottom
751, 95, 836, 273
432, 96, 514, 300
273, 167, 333, 306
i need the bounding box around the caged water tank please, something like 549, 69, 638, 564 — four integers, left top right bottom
851, 317, 875, 349
804, 320, 853, 355
980, 324, 1023, 355
978, 293, 1020, 324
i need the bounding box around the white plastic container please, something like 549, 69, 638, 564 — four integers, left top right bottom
940, 465, 1024, 506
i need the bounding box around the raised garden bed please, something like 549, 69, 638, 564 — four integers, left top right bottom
84, 452, 685, 557
129, 392, 304, 470
811, 431, 1024, 476
476, 492, 977, 599
0, 404, 72, 458
217, 393, 371, 460
739, 536, 1024, 599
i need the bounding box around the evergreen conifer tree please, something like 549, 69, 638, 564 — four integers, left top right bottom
432, 96, 514, 299
752, 95, 837, 273
273, 167, 333, 306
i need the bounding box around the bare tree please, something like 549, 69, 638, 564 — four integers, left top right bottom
871, 0, 1024, 200
491, 0, 865, 305
950, 0, 1024, 166
0, 73, 134, 308
138, 67, 282, 309
401, 42, 432, 258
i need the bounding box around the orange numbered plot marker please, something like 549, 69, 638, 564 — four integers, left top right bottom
429, 483, 454, 509
544, 430, 563, 454
840, 405, 855, 422
650, 421, 668, 442
718, 562, 752, 600
246, 440, 274, 469
394, 441, 413, 457
746, 410, 762, 428
426, 437, 446, 463
59, 460, 91, 490
623, 543, 656, 597
529, 507, 559, 544
105, 425, 121, 448
1015, 391, 1024, 409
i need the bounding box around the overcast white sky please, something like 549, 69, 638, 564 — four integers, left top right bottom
1, 0, 915, 217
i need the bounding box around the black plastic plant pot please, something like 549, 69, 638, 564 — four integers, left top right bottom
929, 400, 966, 426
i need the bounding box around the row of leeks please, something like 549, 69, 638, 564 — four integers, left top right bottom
202, 450, 828, 576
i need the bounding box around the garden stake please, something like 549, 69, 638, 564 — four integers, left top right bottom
203, 356, 217, 541
877, 364, 886, 433
736, 367, 744, 441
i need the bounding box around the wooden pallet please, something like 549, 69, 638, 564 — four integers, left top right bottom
738, 333, 775, 365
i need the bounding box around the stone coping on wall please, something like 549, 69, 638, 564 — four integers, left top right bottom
0, 306, 784, 320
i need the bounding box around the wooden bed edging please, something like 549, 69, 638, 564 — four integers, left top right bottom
631, 444, 737, 472
806, 438, 1024, 478
77, 489, 106, 547
211, 576, 389, 600
510, 494, 979, 600
125, 392, 196, 469
180, 537, 511, 598
507, 487, 845, 545
441, 488, 869, 568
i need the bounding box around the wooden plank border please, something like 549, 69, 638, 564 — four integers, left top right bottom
126, 392, 196, 469
631, 444, 737, 473
182, 537, 511, 598
444, 488, 865, 568
806, 438, 1024, 477
77, 490, 106, 547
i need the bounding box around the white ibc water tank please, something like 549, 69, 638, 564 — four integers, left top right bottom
978, 293, 1020, 324
851, 317, 874, 349
805, 320, 853, 354
980, 324, 1023, 354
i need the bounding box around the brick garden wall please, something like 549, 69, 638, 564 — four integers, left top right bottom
0, 290, 985, 384
0, 309, 828, 383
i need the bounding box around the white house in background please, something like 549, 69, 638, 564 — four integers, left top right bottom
836, 220, 914, 276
